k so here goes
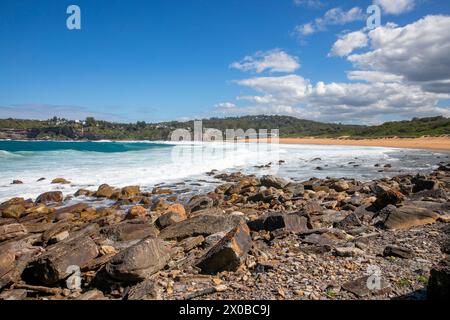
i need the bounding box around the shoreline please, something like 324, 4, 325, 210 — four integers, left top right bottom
259, 136, 450, 153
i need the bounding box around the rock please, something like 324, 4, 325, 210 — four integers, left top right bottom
383, 245, 414, 259
179, 236, 205, 252
382, 205, 439, 230
204, 232, 227, 248
106, 237, 171, 282
332, 180, 350, 192
0, 223, 27, 242
196, 223, 252, 274
0, 198, 29, 219
26, 203, 53, 216
74, 189, 94, 197
51, 178, 71, 184
12, 180, 23, 185
247, 212, 308, 233
372, 183, 405, 208
95, 184, 115, 198
412, 176, 439, 193
101, 221, 159, 242
53, 203, 89, 220
152, 187, 173, 195
77, 289, 106, 300
0, 289, 27, 300
334, 247, 364, 257
260, 175, 289, 189
342, 276, 390, 298
428, 258, 450, 300
151, 198, 170, 212
23, 236, 99, 285
37, 178, 46, 182
125, 280, 161, 300
284, 183, 305, 196
334, 212, 362, 231
156, 204, 187, 228
35, 191, 63, 204
187, 195, 214, 213
159, 215, 244, 241
126, 206, 148, 219
121, 186, 141, 198
48, 230, 70, 244
0, 251, 16, 278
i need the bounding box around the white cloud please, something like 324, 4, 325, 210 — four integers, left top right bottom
348, 15, 450, 93
329, 30, 368, 57
295, 7, 366, 36
347, 71, 403, 83
374, 0, 415, 15
230, 49, 300, 73
293, 0, 324, 9
214, 102, 236, 109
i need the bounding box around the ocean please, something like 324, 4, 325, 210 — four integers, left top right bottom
0, 140, 447, 203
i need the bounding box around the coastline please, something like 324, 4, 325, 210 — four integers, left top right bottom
267, 136, 450, 152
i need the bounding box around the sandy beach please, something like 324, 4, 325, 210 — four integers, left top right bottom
273, 136, 450, 152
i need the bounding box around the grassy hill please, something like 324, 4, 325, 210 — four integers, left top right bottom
0, 115, 449, 140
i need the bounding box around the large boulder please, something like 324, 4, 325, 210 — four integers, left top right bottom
35, 191, 63, 204
260, 175, 289, 189
428, 258, 450, 300
120, 186, 141, 198
382, 205, 439, 230
105, 237, 170, 282
247, 212, 308, 233
156, 203, 187, 228
23, 236, 99, 285
159, 215, 244, 241
196, 223, 252, 274
0, 198, 29, 219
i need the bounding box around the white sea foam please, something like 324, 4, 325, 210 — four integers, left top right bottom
0, 142, 444, 202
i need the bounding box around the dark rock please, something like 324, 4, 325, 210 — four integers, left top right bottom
428, 258, 450, 300
12, 180, 23, 185
260, 175, 289, 189
106, 237, 171, 282
187, 195, 214, 213
412, 176, 439, 193
383, 245, 414, 259
23, 236, 99, 285
334, 212, 362, 231
247, 212, 308, 233
35, 191, 63, 204
196, 223, 252, 274
284, 182, 305, 196
159, 215, 244, 241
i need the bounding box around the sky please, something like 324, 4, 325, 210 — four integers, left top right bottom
0, 0, 449, 124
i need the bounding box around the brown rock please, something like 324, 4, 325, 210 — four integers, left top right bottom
0, 198, 28, 219
126, 280, 161, 300
11, 180, 23, 185
0, 223, 27, 242
35, 191, 63, 204
196, 223, 252, 274
372, 183, 405, 208
383, 245, 414, 259
23, 236, 99, 285
383, 205, 439, 230
187, 195, 214, 213
101, 221, 159, 242
126, 205, 148, 219
156, 204, 187, 228
106, 237, 171, 282
121, 186, 141, 198
159, 215, 244, 241
51, 178, 71, 184
95, 184, 115, 198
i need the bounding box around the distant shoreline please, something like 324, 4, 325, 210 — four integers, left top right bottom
272, 136, 450, 152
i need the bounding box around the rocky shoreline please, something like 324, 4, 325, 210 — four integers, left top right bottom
1, 162, 450, 300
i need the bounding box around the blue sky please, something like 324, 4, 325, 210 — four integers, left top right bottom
0, 0, 449, 124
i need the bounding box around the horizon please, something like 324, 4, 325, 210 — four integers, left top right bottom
1, 0, 450, 125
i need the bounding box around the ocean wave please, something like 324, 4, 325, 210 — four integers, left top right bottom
0, 150, 23, 158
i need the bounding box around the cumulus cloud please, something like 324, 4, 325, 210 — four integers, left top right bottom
295, 7, 365, 36
348, 15, 450, 93
374, 0, 415, 15
329, 30, 368, 57
230, 49, 300, 73
214, 102, 236, 109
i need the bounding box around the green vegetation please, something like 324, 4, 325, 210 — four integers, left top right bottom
0, 115, 449, 141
